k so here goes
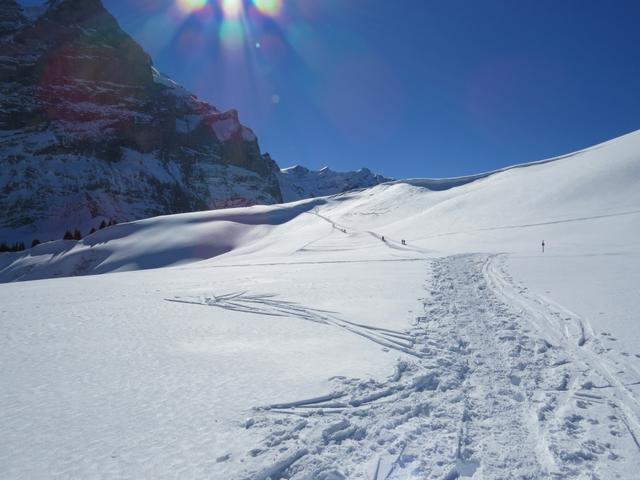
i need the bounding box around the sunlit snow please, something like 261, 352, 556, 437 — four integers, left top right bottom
1, 130, 640, 478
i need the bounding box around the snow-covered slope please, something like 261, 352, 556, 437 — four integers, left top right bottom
1, 130, 640, 478
3, 129, 638, 282
278, 165, 391, 202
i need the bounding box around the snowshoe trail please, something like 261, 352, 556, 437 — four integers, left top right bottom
305, 210, 429, 255
169, 255, 639, 478
486, 255, 640, 478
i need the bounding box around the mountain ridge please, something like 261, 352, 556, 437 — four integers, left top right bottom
2, 127, 638, 282
1, 0, 393, 245
278, 165, 392, 202
0, 0, 283, 244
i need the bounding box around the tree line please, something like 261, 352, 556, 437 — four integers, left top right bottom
0, 219, 118, 253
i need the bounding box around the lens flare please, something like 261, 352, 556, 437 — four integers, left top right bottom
219, 18, 244, 48
253, 0, 282, 17
177, 0, 208, 13
221, 0, 243, 18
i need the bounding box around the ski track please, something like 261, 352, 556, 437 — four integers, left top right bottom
166, 293, 420, 358
486, 255, 640, 478
168, 254, 640, 479
305, 210, 430, 255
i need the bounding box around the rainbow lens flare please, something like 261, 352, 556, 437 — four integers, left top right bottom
253, 0, 283, 17
221, 0, 243, 18
172, 0, 287, 53
177, 0, 208, 13
219, 18, 244, 48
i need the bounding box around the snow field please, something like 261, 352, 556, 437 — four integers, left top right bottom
1, 130, 640, 477
0, 257, 428, 479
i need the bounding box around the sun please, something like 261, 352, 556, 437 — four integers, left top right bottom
172, 0, 288, 51
253, 0, 283, 17
221, 0, 244, 18
176, 0, 284, 18
176, 0, 208, 13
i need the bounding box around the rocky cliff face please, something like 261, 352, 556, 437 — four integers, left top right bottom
0, 0, 25, 37
278, 165, 391, 202
0, 0, 282, 243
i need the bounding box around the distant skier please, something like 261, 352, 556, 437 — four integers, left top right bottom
381, 236, 385, 242
542, 240, 545, 253
401, 239, 406, 245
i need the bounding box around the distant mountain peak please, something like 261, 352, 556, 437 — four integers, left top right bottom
281, 165, 310, 175
278, 166, 392, 202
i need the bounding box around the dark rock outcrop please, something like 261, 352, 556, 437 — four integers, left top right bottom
0, 0, 282, 243
0, 0, 25, 37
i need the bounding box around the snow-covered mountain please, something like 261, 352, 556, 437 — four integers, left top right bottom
2, 128, 639, 283
1, 130, 640, 478
0, 0, 282, 244
278, 165, 391, 202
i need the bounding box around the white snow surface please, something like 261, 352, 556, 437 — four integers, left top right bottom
1, 130, 640, 478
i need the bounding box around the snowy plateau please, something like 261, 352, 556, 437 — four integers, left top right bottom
1, 128, 640, 480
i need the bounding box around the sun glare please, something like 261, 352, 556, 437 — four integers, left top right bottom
171, 0, 289, 53
221, 0, 244, 18
177, 0, 208, 13
219, 19, 244, 48
253, 0, 283, 17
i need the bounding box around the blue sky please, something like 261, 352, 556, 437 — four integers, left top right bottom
22, 0, 640, 178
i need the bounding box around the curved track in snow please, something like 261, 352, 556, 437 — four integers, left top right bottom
226, 255, 640, 479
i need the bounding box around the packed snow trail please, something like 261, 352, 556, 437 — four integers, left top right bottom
487, 255, 640, 477
304, 209, 430, 255
195, 255, 636, 479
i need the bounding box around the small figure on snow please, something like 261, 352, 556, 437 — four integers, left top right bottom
381, 236, 385, 242
401, 239, 406, 245
542, 240, 545, 253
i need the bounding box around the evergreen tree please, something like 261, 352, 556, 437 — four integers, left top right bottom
63, 230, 73, 240
73, 229, 82, 241
0, 242, 8, 252
89, 227, 96, 235
31, 239, 41, 248
99, 220, 107, 230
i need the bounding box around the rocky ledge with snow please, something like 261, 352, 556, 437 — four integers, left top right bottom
0, 0, 282, 244
278, 165, 391, 202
